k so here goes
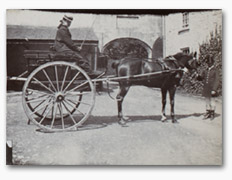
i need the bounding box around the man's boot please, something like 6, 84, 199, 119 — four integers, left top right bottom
210, 110, 215, 120
203, 110, 211, 120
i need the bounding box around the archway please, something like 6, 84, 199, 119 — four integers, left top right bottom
102, 38, 152, 75
102, 38, 152, 59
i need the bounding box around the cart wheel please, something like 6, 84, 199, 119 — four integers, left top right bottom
22, 61, 95, 132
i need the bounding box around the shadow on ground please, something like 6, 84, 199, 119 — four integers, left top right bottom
78, 112, 215, 131
35, 112, 220, 133
85, 113, 205, 125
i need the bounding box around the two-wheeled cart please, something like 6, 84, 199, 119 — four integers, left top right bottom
14, 50, 181, 132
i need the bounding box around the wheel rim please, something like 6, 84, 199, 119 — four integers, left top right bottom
22, 61, 95, 132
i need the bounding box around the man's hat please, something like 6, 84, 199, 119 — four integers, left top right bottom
63, 15, 73, 22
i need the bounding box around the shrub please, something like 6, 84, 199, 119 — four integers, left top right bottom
180, 28, 222, 95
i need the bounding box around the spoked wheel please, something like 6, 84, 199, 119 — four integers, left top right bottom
22, 61, 95, 132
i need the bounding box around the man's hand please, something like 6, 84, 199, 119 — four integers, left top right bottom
182, 67, 189, 74
211, 90, 217, 97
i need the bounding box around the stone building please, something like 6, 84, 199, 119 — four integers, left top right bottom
163, 10, 222, 57
7, 10, 163, 81
6, 9, 222, 90
7, 25, 98, 76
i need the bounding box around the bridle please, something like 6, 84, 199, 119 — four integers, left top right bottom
185, 56, 199, 78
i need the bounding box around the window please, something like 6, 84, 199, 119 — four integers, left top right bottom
182, 12, 189, 28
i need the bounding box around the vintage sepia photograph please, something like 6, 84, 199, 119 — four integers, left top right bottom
6, 9, 222, 165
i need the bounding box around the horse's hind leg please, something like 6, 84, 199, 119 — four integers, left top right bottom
169, 86, 178, 123
161, 88, 168, 122
116, 83, 130, 125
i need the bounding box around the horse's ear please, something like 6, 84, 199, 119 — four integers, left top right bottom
193, 51, 197, 58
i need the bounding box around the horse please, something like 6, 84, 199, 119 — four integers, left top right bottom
111, 52, 199, 125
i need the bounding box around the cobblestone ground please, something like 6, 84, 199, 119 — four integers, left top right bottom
6, 85, 222, 165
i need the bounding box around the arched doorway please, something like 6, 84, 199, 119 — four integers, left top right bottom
102, 38, 151, 59
102, 38, 151, 74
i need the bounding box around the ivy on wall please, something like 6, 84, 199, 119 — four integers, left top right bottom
180, 28, 222, 95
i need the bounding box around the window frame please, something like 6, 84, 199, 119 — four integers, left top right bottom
182, 12, 189, 28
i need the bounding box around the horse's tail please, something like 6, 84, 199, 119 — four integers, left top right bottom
111, 61, 120, 69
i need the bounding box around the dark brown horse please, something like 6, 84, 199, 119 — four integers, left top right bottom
112, 52, 198, 125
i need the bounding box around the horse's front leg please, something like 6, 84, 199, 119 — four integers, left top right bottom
161, 88, 167, 122
116, 84, 130, 125
169, 86, 178, 123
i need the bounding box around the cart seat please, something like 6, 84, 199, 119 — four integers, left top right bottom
24, 50, 82, 62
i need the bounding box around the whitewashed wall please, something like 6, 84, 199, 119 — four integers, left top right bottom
165, 10, 222, 57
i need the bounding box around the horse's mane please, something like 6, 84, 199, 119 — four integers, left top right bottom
172, 52, 187, 59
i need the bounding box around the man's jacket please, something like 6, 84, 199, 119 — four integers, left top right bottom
54, 25, 79, 52
202, 66, 220, 91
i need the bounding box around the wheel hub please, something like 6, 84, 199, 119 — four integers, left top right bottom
55, 92, 65, 102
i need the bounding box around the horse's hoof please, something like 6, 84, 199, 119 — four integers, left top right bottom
123, 116, 131, 122
172, 119, 178, 124
118, 119, 127, 126
161, 116, 167, 122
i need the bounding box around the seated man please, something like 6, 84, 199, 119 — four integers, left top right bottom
53, 15, 91, 73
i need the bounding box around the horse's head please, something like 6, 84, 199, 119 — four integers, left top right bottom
173, 51, 199, 72
188, 51, 200, 69
172, 51, 200, 79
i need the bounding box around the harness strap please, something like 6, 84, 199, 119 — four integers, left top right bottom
143, 58, 170, 70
